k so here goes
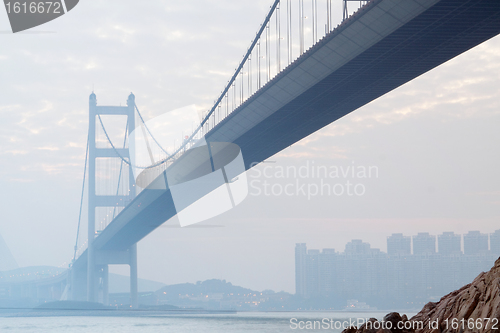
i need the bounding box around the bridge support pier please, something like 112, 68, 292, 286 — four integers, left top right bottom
130, 244, 138, 309
87, 243, 97, 302
102, 265, 109, 306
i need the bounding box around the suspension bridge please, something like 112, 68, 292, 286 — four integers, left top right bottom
63, 0, 500, 307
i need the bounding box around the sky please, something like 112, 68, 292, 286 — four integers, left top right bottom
0, 0, 499, 293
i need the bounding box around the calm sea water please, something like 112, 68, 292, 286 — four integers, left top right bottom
0, 311, 416, 332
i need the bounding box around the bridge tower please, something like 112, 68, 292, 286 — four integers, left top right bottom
85, 92, 138, 307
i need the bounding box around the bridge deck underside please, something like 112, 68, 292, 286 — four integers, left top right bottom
231, 0, 500, 167
75, 0, 500, 262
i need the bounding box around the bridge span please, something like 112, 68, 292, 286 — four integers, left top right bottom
70, 0, 500, 306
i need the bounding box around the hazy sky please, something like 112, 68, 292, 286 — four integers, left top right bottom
0, 0, 499, 293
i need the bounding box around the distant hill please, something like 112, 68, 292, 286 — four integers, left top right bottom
36, 301, 112, 310
0, 234, 18, 271
0, 266, 65, 282
108, 273, 166, 293
0, 266, 165, 293
157, 279, 256, 297
152, 279, 296, 311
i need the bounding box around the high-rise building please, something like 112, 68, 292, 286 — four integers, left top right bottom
295, 233, 497, 309
305, 249, 320, 297
491, 230, 500, 256
438, 232, 461, 255
295, 243, 307, 297
413, 232, 436, 255
318, 249, 337, 297
464, 231, 488, 255
387, 233, 411, 255
344, 239, 371, 255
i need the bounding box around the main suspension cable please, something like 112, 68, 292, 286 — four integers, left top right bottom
97, 114, 172, 170
72, 135, 89, 263
134, 104, 170, 156
97, 1, 281, 171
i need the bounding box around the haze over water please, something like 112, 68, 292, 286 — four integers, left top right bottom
0, 311, 416, 333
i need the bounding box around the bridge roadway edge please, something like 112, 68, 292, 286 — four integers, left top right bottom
73, 0, 500, 270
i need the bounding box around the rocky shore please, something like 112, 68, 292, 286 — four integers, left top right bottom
343, 257, 500, 333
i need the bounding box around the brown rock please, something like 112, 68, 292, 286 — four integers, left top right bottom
359, 318, 380, 333
384, 312, 404, 333
342, 312, 412, 333
377, 329, 392, 333
343, 257, 500, 333
410, 257, 500, 333
342, 327, 358, 333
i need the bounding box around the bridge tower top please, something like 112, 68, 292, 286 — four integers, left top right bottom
127, 92, 135, 106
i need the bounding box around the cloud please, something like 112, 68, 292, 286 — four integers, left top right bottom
39, 163, 80, 175
37, 146, 60, 151
3, 150, 28, 155
8, 178, 34, 183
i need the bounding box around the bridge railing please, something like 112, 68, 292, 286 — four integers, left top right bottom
198, 0, 370, 136
98, 1, 371, 177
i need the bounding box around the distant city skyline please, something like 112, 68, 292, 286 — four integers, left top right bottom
300, 229, 500, 258
296, 229, 500, 309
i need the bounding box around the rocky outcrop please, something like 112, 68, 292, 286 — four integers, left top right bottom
342, 257, 500, 333
410, 257, 500, 333
342, 313, 414, 333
